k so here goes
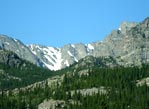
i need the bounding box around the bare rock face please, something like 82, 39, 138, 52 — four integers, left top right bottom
0, 50, 22, 67
119, 21, 138, 34
0, 35, 43, 66
136, 77, 149, 87
67, 87, 108, 97
38, 99, 66, 109
92, 17, 149, 67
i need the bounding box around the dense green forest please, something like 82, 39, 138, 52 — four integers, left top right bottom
0, 62, 57, 89
0, 64, 149, 109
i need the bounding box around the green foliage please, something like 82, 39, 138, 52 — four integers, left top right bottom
58, 65, 149, 108
1, 64, 149, 108
0, 60, 62, 89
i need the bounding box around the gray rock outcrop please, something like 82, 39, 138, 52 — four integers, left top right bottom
38, 99, 66, 109
0, 35, 43, 66
0, 50, 22, 67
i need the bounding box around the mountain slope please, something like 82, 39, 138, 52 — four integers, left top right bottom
28, 17, 149, 70
27, 44, 62, 70
1, 55, 149, 109
0, 49, 58, 90
0, 17, 149, 70
0, 35, 43, 66
28, 43, 95, 70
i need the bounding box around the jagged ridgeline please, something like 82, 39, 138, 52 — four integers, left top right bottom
0, 17, 149, 71
0, 49, 62, 90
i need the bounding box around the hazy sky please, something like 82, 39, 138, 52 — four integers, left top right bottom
0, 0, 149, 47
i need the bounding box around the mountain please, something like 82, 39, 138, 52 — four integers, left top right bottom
0, 17, 149, 70
0, 35, 43, 66
0, 35, 95, 70
101, 17, 149, 66
28, 17, 149, 69
27, 43, 95, 70
0, 49, 23, 68
0, 49, 58, 90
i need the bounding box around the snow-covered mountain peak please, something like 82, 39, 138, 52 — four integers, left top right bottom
28, 44, 62, 71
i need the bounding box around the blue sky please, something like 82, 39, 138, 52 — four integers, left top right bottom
0, 0, 149, 47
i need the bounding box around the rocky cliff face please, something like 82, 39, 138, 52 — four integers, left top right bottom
0, 50, 23, 67
97, 17, 149, 66
0, 35, 43, 66
0, 17, 149, 70
27, 43, 95, 70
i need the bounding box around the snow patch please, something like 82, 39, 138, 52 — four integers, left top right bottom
28, 45, 63, 71
42, 47, 62, 71
67, 51, 78, 62
29, 44, 35, 50
71, 44, 75, 48
44, 55, 56, 64
5, 42, 10, 45
32, 51, 37, 55
29, 45, 37, 55
14, 39, 18, 42
42, 61, 55, 71
87, 44, 94, 50
67, 51, 73, 57
118, 27, 121, 31
74, 57, 78, 62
